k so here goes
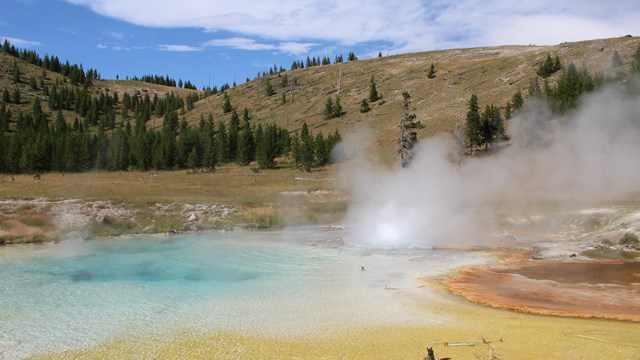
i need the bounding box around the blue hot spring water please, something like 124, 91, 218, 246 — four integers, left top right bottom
0, 230, 486, 359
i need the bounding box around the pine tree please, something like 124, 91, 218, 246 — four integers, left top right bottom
201, 114, 216, 171
264, 78, 274, 96
289, 132, 301, 166
427, 63, 436, 78
543, 79, 552, 98
256, 123, 278, 169
12, 88, 20, 104
31, 97, 47, 133
323, 97, 334, 120
0, 103, 8, 133
332, 96, 343, 118
537, 54, 556, 77
2, 88, 9, 103
222, 92, 232, 113
464, 94, 481, 151
300, 122, 314, 172
12, 61, 20, 82
552, 63, 596, 113
528, 78, 542, 98
512, 90, 524, 110
480, 105, 496, 149
237, 117, 255, 166
54, 110, 66, 133
314, 132, 330, 166
399, 91, 417, 168
359, 98, 371, 113
369, 76, 380, 102
327, 129, 341, 151
160, 110, 179, 168
216, 122, 229, 163
186, 148, 197, 171
553, 54, 562, 72
95, 127, 109, 170
228, 110, 240, 162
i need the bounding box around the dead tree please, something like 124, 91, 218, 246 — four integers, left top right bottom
399, 91, 417, 167
424, 347, 451, 360
451, 121, 467, 170
425, 347, 436, 360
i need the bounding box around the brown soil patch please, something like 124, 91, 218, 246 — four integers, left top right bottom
0, 217, 44, 240
443, 261, 640, 321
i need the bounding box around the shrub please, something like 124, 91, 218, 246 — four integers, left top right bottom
619, 232, 640, 250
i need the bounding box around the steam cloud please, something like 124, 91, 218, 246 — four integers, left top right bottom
341, 82, 640, 248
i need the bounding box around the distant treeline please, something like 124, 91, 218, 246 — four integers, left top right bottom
2, 39, 201, 91
0, 96, 340, 174
463, 47, 640, 154
1, 39, 342, 174
2, 39, 99, 86
129, 74, 198, 90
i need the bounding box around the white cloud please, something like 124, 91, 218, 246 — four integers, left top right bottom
1, 36, 41, 47
63, 0, 640, 55
204, 37, 315, 55
204, 37, 275, 51
158, 44, 202, 52
277, 41, 317, 55
96, 42, 108, 49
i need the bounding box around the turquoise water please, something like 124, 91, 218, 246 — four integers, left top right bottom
0, 230, 487, 359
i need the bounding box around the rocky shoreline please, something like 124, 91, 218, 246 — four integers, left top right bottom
0, 198, 240, 245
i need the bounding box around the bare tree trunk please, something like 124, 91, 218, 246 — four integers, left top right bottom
399, 91, 416, 167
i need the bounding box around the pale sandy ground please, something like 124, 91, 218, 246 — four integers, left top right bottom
28, 282, 640, 360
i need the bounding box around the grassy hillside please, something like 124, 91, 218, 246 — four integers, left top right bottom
3, 36, 639, 165
0, 49, 196, 135
187, 36, 640, 163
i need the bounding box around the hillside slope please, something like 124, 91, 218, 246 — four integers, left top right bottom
2, 36, 639, 165
192, 36, 639, 164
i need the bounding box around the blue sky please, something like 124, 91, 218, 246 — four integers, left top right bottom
2, 0, 640, 89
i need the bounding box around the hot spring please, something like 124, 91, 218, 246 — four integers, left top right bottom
0, 229, 490, 359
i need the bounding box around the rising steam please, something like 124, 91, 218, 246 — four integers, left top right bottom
341, 81, 640, 248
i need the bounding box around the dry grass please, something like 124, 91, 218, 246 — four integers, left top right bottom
0, 163, 347, 239
185, 37, 640, 163
0, 164, 340, 205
